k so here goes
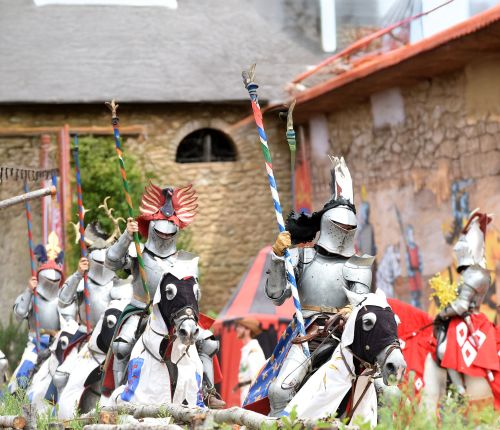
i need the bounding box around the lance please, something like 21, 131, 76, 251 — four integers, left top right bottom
463, 314, 494, 382
0, 186, 56, 210
105, 100, 151, 306
23, 181, 42, 353
72, 135, 92, 334
242, 65, 309, 356
286, 100, 297, 209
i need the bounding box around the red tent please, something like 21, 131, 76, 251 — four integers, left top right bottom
212, 246, 295, 407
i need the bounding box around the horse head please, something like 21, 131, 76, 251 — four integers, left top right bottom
155, 273, 201, 346
343, 288, 406, 385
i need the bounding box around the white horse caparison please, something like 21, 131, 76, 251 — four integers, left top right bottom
421, 353, 493, 410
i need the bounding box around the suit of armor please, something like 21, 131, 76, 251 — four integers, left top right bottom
59, 248, 130, 330
265, 157, 375, 416
436, 211, 492, 394
10, 233, 69, 393
14, 275, 61, 333
105, 182, 224, 407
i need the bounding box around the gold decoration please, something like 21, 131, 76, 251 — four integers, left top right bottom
46, 231, 62, 260
429, 273, 457, 311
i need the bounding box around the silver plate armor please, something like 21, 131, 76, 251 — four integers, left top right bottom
88, 249, 115, 286
266, 248, 373, 317
14, 288, 61, 332
59, 266, 129, 329
105, 230, 199, 308
316, 207, 357, 257
440, 265, 490, 317
343, 255, 376, 294
36, 269, 62, 301
144, 220, 178, 258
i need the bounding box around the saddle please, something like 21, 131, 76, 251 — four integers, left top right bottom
293, 313, 347, 374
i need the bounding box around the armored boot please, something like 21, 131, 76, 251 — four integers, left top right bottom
268, 344, 310, 417
197, 331, 225, 409
111, 315, 140, 387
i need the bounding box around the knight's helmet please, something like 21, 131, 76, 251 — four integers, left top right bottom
73, 197, 124, 285
34, 232, 64, 300
137, 182, 198, 257
286, 156, 357, 257
453, 209, 492, 271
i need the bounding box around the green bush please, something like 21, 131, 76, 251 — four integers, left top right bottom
67, 135, 146, 272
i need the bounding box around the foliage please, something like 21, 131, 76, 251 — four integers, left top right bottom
0, 315, 28, 371
371, 381, 500, 430
0, 389, 29, 416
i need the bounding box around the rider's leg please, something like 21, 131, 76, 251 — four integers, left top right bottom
112, 315, 140, 388
196, 330, 225, 409
268, 344, 310, 417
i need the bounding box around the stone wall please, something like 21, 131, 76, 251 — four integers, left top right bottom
0, 104, 291, 321
306, 65, 500, 307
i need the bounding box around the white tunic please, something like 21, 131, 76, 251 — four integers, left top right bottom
238, 339, 266, 405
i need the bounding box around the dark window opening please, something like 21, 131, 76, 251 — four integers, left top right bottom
175, 128, 237, 163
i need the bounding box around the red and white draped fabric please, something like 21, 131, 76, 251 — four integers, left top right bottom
442, 313, 500, 409
388, 299, 433, 392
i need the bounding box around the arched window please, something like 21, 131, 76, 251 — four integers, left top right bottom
175, 128, 237, 163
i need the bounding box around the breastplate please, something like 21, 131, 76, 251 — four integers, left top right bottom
79, 279, 113, 328
298, 252, 349, 313
30, 296, 60, 332
131, 251, 177, 305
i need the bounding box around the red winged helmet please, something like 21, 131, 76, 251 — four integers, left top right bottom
137, 182, 198, 238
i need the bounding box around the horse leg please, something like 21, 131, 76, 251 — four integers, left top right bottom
421, 353, 446, 416
268, 344, 310, 417
464, 374, 493, 407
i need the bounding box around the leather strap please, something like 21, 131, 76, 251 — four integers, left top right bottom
302, 304, 340, 314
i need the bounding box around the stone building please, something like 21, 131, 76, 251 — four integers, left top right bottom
0, 0, 326, 320
283, 5, 500, 311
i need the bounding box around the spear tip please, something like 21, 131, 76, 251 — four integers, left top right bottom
105, 99, 119, 118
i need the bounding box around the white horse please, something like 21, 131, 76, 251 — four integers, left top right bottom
56, 298, 130, 419
109, 274, 204, 407
376, 244, 401, 298
285, 289, 407, 428
26, 319, 81, 412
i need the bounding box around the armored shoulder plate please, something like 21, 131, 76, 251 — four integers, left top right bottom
461, 265, 491, 292
170, 250, 199, 280
343, 254, 375, 293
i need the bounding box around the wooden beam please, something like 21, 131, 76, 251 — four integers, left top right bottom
0, 125, 146, 137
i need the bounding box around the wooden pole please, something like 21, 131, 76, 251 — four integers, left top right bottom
0, 186, 56, 210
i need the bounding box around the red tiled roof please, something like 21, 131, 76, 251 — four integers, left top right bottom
293, 4, 500, 117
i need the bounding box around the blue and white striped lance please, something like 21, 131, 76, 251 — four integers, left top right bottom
242, 69, 309, 357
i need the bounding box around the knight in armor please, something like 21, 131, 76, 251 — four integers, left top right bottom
54, 200, 132, 393
9, 232, 69, 392
247, 157, 375, 416
104, 182, 225, 408
59, 199, 130, 331
435, 209, 492, 394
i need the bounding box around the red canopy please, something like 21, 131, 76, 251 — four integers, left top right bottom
212, 246, 295, 407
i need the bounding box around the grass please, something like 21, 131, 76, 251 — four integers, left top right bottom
0, 383, 498, 429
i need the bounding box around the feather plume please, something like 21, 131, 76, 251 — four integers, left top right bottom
173, 184, 198, 226
139, 182, 165, 215
329, 156, 353, 203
